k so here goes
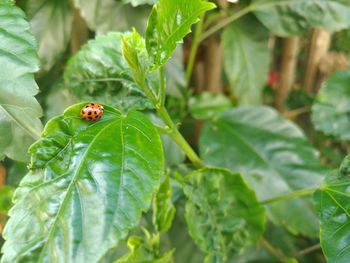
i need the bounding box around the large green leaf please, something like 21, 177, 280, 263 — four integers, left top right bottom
64, 32, 152, 111
314, 155, 350, 263
311, 70, 350, 141
222, 15, 270, 104
145, 0, 216, 70
200, 106, 326, 237
1, 103, 164, 263
251, 0, 350, 36
188, 92, 232, 120
26, 0, 73, 70
184, 168, 265, 262
0, 0, 43, 162
74, 0, 151, 34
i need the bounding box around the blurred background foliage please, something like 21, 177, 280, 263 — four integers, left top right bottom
1, 0, 350, 262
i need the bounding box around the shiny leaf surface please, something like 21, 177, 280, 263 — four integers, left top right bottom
1, 103, 164, 263
0, 0, 43, 162
312, 70, 350, 141
145, 0, 216, 70
64, 32, 152, 111
26, 0, 73, 70
200, 106, 326, 237
251, 0, 350, 36
222, 15, 270, 104
184, 168, 265, 261
314, 155, 350, 263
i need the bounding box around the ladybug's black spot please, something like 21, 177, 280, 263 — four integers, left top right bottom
91, 103, 94, 106
85, 105, 89, 108
88, 116, 93, 120
88, 111, 92, 115
94, 111, 97, 114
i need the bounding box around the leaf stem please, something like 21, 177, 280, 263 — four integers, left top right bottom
157, 107, 204, 168
200, 6, 252, 42
260, 238, 291, 263
185, 14, 205, 86
140, 77, 204, 168
294, 243, 321, 258
158, 66, 166, 107
260, 187, 319, 205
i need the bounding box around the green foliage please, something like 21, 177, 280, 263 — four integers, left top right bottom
145, 0, 216, 70
153, 173, 176, 234
222, 15, 270, 104
188, 92, 232, 120
200, 106, 326, 237
26, 0, 73, 70
184, 168, 265, 262
312, 70, 350, 141
74, 0, 151, 34
314, 156, 350, 263
1, 103, 164, 263
64, 32, 152, 111
251, 0, 350, 36
0, 0, 43, 162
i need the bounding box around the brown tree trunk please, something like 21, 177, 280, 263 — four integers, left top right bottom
203, 35, 223, 93
303, 29, 331, 93
70, 7, 89, 54
276, 37, 300, 112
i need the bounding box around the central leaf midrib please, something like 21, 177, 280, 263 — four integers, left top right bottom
37, 118, 120, 262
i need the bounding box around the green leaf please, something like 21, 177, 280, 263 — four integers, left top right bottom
0, 0, 43, 162
26, 0, 73, 70
188, 92, 232, 120
122, 0, 156, 6
122, 30, 149, 87
183, 168, 266, 261
200, 106, 326, 237
1, 102, 164, 263
311, 70, 350, 141
314, 155, 350, 263
74, 0, 151, 34
0, 186, 15, 214
251, 0, 350, 36
64, 32, 153, 111
222, 15, 270, 104
153, 173, 176, 234
145, 0, 216, 70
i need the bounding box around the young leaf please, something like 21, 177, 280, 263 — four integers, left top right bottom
64, 32, 153, 111
0, 0, 43, 162
26, 0, 73, 70
145, 0, 216, 70
188, 92, 232, 120
314, 155, 350, 263
251, 0, 350, 36
311, 70, 350, 141
122, 30, 149, 87
222, 15, 270, 104
1, 103, 164, 263
153, 173, 176, 234
183, 168, 266, 261
200, 106, 327, 238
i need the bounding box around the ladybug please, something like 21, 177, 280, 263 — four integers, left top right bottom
80, 103, 104, 122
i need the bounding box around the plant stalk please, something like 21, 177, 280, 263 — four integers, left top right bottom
159, 66, 166, 107
186, 14, 205, 86
200, 6, 252, 42
157, 107, 204, 168
260, 187, 319, 205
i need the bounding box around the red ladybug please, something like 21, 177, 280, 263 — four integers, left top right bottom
80, 103, 104, 121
